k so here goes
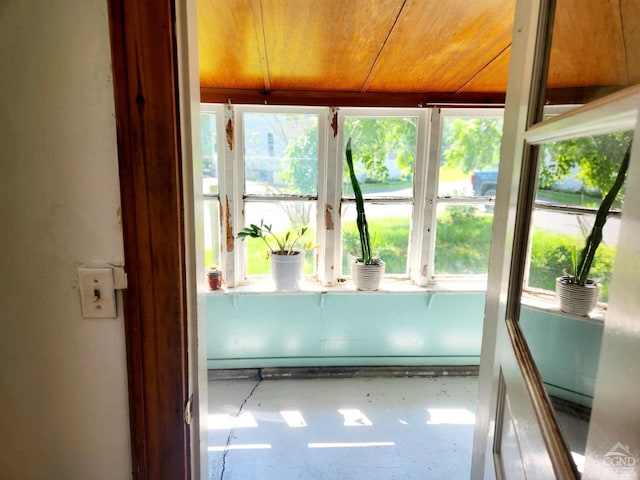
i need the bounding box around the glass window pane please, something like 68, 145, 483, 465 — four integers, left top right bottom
527, 210, 620, 302
434, 203, 494, 274
204, 199, 220, 270
536, 132, 633, 207
342, 117, 416, 199
527, 131, 631, 302
201, 112, 218, 194
341, 202, 411, 276
243, 113, 318, 196
244, 201, 316, 276
440, 117, 503, 197
543, 0, 640, 106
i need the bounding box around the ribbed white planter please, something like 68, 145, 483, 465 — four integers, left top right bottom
270, 249, 304, 292
351, 259, 385, 291
555, 276, 601, 316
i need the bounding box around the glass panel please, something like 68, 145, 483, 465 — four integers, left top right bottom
440, 117, 503, 197
204, 198, 220, 270
342, 117, 416, 199
544, 0, 640, 106
536, 132, 633, 207
529, 131, 631, 300
201, 112, 219, 194
527, 210, 620, 302
244, 201, 316, 276
341, 202, 411, 276
520, 130, 631, 474
434, 203, 494, 275
243, 113, 318, 196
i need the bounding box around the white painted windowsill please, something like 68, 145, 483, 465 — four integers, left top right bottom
521, 290, 606, 324
207, 280, 607, 323
207, 276, 489, 295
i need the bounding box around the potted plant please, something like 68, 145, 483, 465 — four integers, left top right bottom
345, 137, 385, 290
237, 221, 312, 291
555, 143, 631, 315
206, 266, 222, 290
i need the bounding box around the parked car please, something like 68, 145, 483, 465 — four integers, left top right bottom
471, 170, 498, 197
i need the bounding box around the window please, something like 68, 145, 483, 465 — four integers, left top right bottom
200, 109, 221, 270
434, 110, 502, 277
200, 104, 504, 289
242, 111, 319, 276
340, 112, 418, 276
523, 131, 632, 303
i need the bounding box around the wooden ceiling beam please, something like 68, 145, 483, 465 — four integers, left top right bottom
200, 85, 632, 108
200, 87, 506, 107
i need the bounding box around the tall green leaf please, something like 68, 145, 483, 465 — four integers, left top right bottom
576, 142, 631, 285
345, 138, 373, 264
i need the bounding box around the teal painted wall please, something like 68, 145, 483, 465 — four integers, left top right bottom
206, 294, 602, 405
206, 292, 486, 369
520, 307, 603, 407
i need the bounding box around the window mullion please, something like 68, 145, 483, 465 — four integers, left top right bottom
320, 107, 341, 286
415, 108, 441, 286
409, 109, 430, 283
218, 104, 242, 287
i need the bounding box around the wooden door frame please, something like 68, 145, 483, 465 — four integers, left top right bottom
108, 0, 191, 478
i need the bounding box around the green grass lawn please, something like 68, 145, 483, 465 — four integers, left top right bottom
339, 165, 467, 195
348, 180, 412, 194
435, 206, 493, 274
536, 189, 602, 207
528, 229, 615, 301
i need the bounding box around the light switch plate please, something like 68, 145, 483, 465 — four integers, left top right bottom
78, 267, 117, 318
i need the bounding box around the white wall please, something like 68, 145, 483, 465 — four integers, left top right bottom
0, 1, 132, 478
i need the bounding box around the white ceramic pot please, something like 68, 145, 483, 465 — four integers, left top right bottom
351, 259, 385, 291
555, 276, 601, 316
270, 249, 305, 291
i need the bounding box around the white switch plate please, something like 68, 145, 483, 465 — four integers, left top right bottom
78, 267, 117, 318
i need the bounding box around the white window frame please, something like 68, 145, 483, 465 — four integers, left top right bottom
335, 107, 429, 284
519, 104, 630, 306
227, 105, 327, 287
200, 103, 226, 275
202, 103, 509, 290
429, 108, 505, 284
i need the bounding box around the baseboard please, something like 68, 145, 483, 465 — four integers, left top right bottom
208, 364, 479, 381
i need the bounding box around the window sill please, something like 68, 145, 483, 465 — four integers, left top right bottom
206, 276, 488, 295
521, 290, 606, 324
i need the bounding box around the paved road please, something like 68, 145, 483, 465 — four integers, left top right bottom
533, 209, 620, 246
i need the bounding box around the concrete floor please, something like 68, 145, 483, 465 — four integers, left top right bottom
208, 375, 479, 480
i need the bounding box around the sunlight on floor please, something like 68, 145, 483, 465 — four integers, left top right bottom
208, 375, 478, 480
208, 412, 259, 430
426, 408, 476, 425
279, 410, 308, 428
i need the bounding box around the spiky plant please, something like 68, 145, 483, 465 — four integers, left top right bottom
345, 138, 375, 264
571, 142, 631, 285
237, 220, 309, 255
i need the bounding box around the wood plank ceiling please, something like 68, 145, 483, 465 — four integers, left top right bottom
198, 0, 640, 107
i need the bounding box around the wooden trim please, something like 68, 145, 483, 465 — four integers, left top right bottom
546, 85, 628, 105
506, 318, 579, 479
107, 0, 190, 479
526, 83, 640, 144
200, 86, 630, 108
491, 369, 507, 480
200, 87, 506, 108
